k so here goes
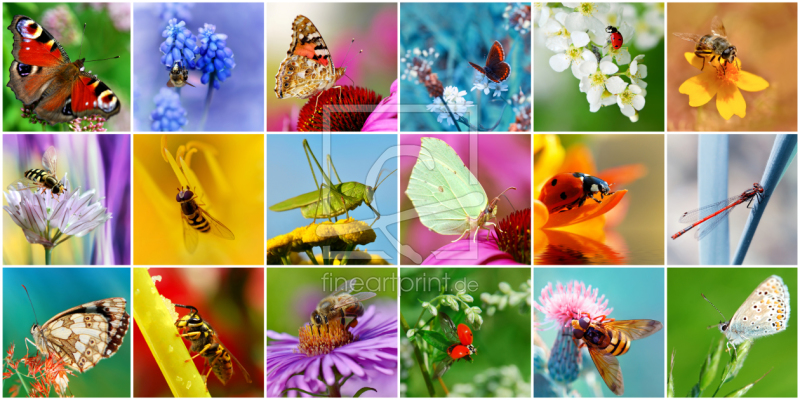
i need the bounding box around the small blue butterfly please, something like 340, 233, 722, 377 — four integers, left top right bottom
703, 275, 790, 353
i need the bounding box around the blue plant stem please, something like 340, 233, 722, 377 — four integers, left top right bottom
732, 134, 798, 264
698, 134, 729, 264
199, 72, 216, 131
44, 247, 52, 265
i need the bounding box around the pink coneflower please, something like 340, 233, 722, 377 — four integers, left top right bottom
266, 305, 398, 397
534, 281, 613, 329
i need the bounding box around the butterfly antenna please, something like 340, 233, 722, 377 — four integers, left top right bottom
340, 39, 362, 86
21, 285, 40, 325
85, 55, 121, 64
701, 293, 727, 325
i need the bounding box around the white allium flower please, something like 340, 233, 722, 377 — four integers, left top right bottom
3, 174, 112, 248
616, 84, 646, 117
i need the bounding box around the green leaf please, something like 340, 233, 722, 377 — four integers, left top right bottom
699, 339, 725, 392
416, 330, 451, 353
667, 349, 675, 397
721, 340, 752, 385
688, 383, 701, 397
723, 368, 772, 397
353, 387, 378, 397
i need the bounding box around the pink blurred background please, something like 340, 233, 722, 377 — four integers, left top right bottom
266, 3, 397, 131
399, 134, 532, 264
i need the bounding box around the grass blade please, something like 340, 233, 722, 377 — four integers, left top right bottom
699, 339, 725, 392
668, 349, 675, 397
723, 368, 772, 397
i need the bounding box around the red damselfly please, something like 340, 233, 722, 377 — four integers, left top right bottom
672, 183, 764, 240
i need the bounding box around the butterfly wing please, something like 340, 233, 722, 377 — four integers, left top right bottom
468, 61, 486, 75
604, 319, 663, 340
480, 41, 511, 83
7, 15, 70, 105
7, 16, 121, 123
727, 275, 790, 344
406, 137, 489, 237
587, 346, 624, 395
36, 298, 130, 373
274, 15, 345, 99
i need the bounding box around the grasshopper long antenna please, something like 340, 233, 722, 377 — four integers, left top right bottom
22, 285, 40, 326
701, 293, 727, 329
373, 168, 397, 189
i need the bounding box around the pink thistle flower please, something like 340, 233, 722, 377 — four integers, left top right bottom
534, 281, 613, 329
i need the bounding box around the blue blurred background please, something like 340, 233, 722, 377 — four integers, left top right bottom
534, 268, 665, 397
400, 3, 531, 131
667, 268, 797, 397
267, 134, 399, 264
132, 3, 265, 131
3, 134, 131, 265
3, 268, 131, 396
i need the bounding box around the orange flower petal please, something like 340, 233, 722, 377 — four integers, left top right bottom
542, 190, 627, 228
535, 229, 626, 264
679, 72, 717, 107
716, 82, 746, 120
736, 70, 769, 92
561, 145, 598, 175
597, 164, 648, 187
534, 200, 548, 230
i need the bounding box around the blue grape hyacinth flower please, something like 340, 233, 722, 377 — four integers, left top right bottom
160, 18, 197, 70
195, 23, 235, 90
151, 88, 188, 131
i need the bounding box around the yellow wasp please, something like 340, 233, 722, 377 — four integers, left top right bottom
174, 304, 251, 388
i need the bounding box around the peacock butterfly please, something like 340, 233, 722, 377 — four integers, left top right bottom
7, 15, 121, 124
468, 40, 510, 83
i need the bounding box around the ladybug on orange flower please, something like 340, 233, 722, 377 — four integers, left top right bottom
539, 172, 615, 214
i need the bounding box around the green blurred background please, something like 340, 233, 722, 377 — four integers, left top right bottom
534, 268, 665, 397
3, 3, 131, 131
667, 268, 797, 397
3, 268, 131, 397
401, 268, 531, 397
534, 3, 665, 131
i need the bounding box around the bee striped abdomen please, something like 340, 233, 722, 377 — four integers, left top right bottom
604, 330, 631, 356
181, 200, 211, 233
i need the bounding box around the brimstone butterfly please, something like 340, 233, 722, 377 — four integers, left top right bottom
406, 137, 515, 241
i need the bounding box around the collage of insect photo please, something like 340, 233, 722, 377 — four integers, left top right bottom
0, 0, 798, 399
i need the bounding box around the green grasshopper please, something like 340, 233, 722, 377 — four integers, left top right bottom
269, 139, 396, 226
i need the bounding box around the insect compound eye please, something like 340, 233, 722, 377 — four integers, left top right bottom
720, 323, 728, 331
579, 317, 590, 330
313, 314, 323, 325
365, 186, 375, 204
572, 328, 585, 339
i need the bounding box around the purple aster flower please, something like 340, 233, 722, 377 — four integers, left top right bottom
362, 80, 398, 132
195, 23, 235, 90
421, 230, 523, 265
150, 88, 187, 131
267, 305, 398, 397
160, 18, 198, 70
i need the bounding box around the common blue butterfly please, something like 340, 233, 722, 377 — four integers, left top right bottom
704, 275, 790, 351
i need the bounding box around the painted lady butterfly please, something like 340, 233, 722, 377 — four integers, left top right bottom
29, 297, 130, 372
274, 15, 345, 101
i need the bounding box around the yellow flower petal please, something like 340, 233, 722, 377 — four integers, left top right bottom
736, 70, 770, 92
533, 200, 548, 230
679, 73, 717, 107
684, 52, 707, 70
716, 82, 746, 120
533, 135, 566, 195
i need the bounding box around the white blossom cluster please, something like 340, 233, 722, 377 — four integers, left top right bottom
535, 2, 664, 122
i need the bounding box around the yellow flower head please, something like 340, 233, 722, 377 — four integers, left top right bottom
678, 54, 769, 120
